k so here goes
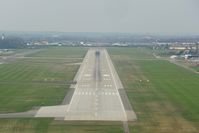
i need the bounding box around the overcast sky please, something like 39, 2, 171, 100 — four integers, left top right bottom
0, 0, 199, 34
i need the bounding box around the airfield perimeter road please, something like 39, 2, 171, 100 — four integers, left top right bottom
0, 48, 136, 122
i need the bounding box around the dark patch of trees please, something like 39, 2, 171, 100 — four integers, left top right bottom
0, 37, 26, 49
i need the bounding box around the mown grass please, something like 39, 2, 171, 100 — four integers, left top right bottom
0, 47, 88, 112
27, 47, 88, 58
47, 121, 123, 133
0, 119, 122, 133
192, 66, 199, 72
0, 57, 79, 112
108, 47, 199, 133
0, 49, 28, 56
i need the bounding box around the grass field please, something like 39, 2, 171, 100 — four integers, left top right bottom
0, 49, 28, 56
27, 47, 87, 58
108, 47, 199, 133
1, 47, 199, 133
0, 119, 122, 133
0, 47, 87, 113
192, 66, 199, 72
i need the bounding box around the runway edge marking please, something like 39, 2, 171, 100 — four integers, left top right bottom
104, 49, 128, 121
65, 50, 89, 113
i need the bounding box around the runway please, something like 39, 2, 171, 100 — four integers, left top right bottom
62, 48, 127, 121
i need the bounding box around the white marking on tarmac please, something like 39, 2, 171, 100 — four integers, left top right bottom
103, 74, 110, 77
84, 74, 91, 77
66, 52, 88, 112
104, 50, 127, 120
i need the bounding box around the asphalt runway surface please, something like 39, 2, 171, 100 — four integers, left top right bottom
0, 48, 136, 121
62, 48, 131, 121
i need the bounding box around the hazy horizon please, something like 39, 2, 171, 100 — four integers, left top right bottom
0, 0, 199, 34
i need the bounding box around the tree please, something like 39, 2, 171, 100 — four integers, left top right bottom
0, 36, 25, 49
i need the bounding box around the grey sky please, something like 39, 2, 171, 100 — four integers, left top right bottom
0, 0, 199, 33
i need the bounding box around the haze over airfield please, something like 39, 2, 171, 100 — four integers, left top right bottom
0, 0, 199, 34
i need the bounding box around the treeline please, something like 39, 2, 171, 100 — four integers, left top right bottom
0, 37, 26, 49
